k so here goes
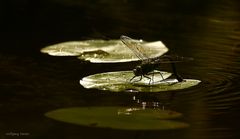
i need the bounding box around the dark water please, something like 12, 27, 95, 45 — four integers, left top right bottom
1, 0, 240, 138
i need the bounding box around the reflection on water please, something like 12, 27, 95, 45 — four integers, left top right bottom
46, 106, 189, 130
0, 0, 240, 139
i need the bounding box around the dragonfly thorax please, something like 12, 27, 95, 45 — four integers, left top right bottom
134, 63, 157, 76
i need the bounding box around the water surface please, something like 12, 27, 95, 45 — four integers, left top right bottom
0, 0, 240, 139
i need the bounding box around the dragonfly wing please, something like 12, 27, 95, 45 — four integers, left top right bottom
151, 55, 194, 64
120, 35, 149, 60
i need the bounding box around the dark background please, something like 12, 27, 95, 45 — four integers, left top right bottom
0, 0, 240, 139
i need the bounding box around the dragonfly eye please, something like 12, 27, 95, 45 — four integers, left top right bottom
133, 66, 142, 76
133, 68, 141, 76
133, 69, 137, 75
136, 66, 141, 70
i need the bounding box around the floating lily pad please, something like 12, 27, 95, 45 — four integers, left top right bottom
80, 70, 201, 92
41, 40, 168, 63
45, 107, 189, 130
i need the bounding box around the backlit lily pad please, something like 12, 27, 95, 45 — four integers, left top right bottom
45, 107, 189, 130
80, 71, 201, 92
40, 40, 168, 63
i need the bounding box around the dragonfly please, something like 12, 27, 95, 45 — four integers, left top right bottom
120, 35, 193, 84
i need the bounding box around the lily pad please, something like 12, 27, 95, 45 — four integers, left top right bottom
45, 107, 189, 130
40, 40, 168, 63
80, 70, 201, 92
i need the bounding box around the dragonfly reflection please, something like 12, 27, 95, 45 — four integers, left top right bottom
120, 35, 193, 84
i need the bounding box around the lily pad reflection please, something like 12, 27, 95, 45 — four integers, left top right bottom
45, 107, 189, 130
41, 40, 168, 63
80, 71, 201, 92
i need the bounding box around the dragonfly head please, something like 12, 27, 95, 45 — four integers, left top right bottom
133, 66, 142, 76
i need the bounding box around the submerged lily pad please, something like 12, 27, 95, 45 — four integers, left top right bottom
45, 107, 189, 130
80, 70, 201, 92
41, 40, 168, 63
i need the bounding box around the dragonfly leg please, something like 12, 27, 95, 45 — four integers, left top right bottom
158, 71, 165, 81
130, 75, 142, 83
157, 71, 172, 85
151, 72, 154, 84
148, 71, 166, 84
143, 75, 152, 85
